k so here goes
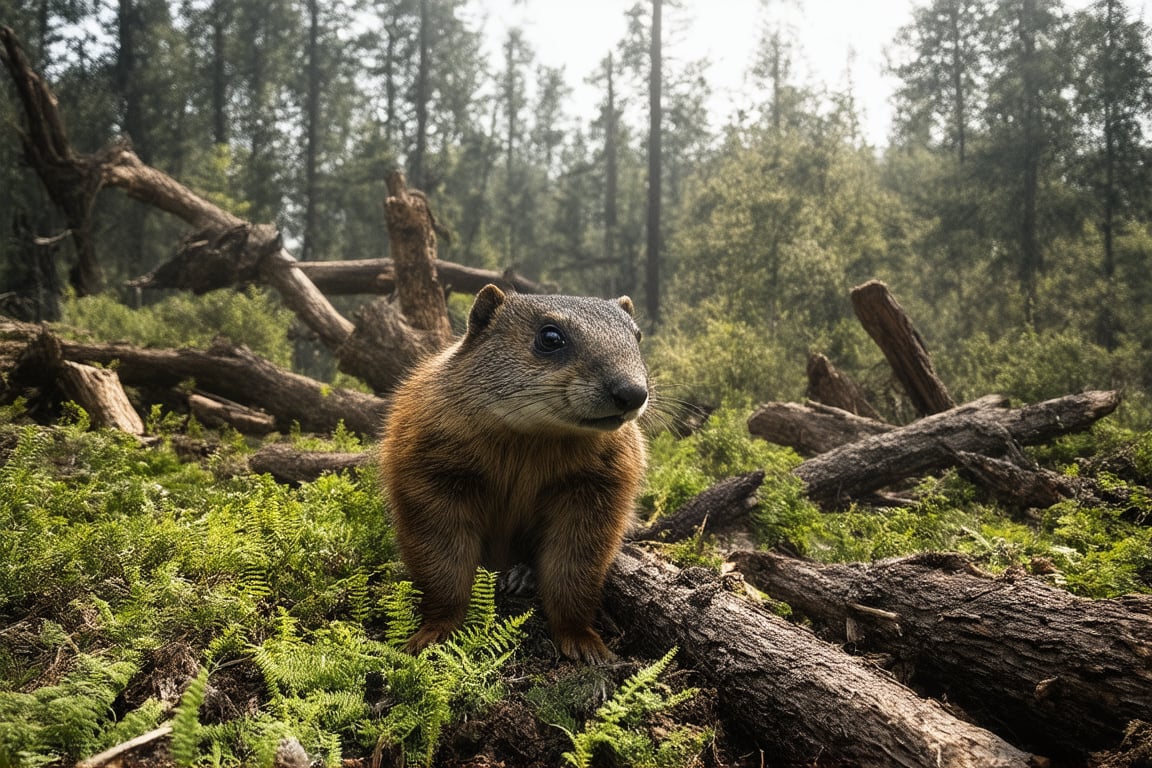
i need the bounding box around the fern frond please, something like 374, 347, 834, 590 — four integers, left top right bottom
381, 581, 422, 650
170, 666, 210, 768
561, 648, 704, 768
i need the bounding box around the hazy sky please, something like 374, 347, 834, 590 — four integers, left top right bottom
477, 0, 917, 147
476, 0, 1151, 148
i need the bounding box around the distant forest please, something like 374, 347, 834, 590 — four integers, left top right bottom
2, 0, 1151, 417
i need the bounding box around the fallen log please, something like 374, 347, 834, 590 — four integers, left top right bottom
61, 338, 387, 438
247, 443, 371, 484
631, 471, 764, 542
747, 400, 893, 456
188, 393, 276, 435
953, 450, 1077, 509
728, 550, 1152, 756
295, 259, 547, 297
851, 280, 955, 416
792, 390, 1120, 506
602, 547, 1032, 766
805, 352, 881, 419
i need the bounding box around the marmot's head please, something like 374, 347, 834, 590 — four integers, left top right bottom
458, 284, 649, 434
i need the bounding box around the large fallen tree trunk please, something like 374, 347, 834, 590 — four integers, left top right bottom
602, 547, 1032, 766
792, 390, 1120, 506
748, 394, 1010, 456
61, 338, 386, 437
728, 550, 1152, 756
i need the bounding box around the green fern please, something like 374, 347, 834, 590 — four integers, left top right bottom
560, 648, 709, 768
0, 652, 141, 766
169, 667, 210, 768
381, 581, 422, 650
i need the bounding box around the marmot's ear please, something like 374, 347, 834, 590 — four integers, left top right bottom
617, 296, 635, 317
468, 284, 507, 335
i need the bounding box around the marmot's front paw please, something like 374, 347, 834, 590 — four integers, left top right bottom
557, 627, 616, 665
404, 621, 457, 655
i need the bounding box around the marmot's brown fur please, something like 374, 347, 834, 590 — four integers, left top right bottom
380, 284, 649, 663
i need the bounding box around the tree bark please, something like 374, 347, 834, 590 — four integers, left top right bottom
188, 393, 276, 435
793, 391, 1120, 506
602, 547, 1033, 766
645, 0, 663, 325
747, 400, 894, 456
805, 352, 881, 419
851, 280, 955, 416
59, 361, 145, 435
61, 339, 387, 438
631, 471, 764, 542
382, 171, 453, 342
728, 550, 1152, 756
247, 443, 371, 485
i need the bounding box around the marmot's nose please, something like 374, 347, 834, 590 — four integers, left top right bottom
610, 380, 649, 412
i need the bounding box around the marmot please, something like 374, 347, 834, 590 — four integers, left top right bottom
380, 284, 649, 663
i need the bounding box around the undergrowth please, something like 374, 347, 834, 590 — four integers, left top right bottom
556, 648, 711, 768
2, 393, 1150, 765
58, 289, 295, 368
643, 405, 1152, 598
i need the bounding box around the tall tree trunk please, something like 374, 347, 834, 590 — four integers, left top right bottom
1018, 0, 1042, 323
948, 2, 966, 163
645, 0, 662, 325
210, 0, 228, 145
604, 53, 620, 293
503, 30, 520, 268
1098, 0, 1118, 350
410, 0, 429, 189
302, 0, 321, 261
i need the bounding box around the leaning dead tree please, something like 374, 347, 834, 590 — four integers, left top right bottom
604, 547, 1032, 767
851, 279, 955, 416
729, 550, 1152, 757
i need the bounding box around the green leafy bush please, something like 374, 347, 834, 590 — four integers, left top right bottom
59, 288, 294, 367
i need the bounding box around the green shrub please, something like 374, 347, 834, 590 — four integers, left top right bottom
59, 288, 294, 367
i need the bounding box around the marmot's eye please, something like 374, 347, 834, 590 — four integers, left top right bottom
534, 325, 567, 354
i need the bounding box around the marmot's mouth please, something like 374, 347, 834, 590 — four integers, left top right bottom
579, 414, 629, 431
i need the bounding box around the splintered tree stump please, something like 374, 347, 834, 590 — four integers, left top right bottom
805, 352, 882, 419
747, 400, 894, 456
383, 171, 453, 343
851, 280, 955, 416
58, 361, 145, 434
728, 550, 1152, 756
792, 391, 1120, 506
603, 547, 1032, 766
1, 26, 105, 295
